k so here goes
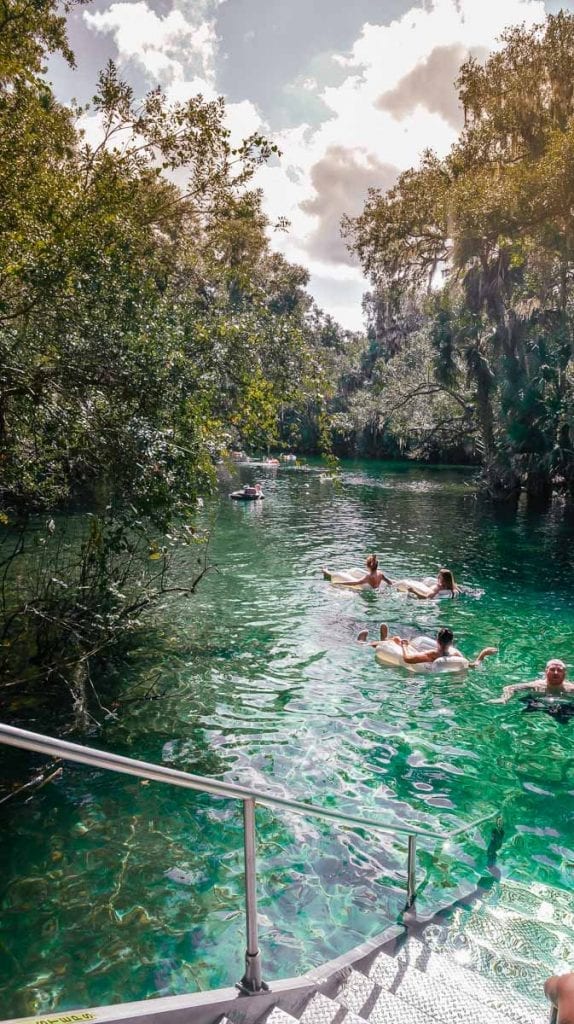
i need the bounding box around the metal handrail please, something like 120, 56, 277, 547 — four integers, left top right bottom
0, 725, 496, 839
0, 724, 498, 992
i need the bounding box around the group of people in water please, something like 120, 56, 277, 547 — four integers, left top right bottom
323, 553, 571, 705
323, 555, 458, 598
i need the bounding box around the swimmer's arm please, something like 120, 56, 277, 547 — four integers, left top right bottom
400, 641, 434, 665
380, 571, 394, 586
489, 681, 534, 703
336, 573, 370, 587
403, 584, 434, 599
469, 646, 498, 667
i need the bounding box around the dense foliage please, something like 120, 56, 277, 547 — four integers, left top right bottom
344, 12, 574, 498
305, 286, 479, 463
0, 0, 328, 725
5, 4, 574, 727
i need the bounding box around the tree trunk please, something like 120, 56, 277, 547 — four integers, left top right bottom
525, 465, 553, 507
482, 460, 522, 502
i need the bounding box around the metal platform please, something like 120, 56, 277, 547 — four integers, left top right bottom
4, 910, 553, 1024
0, 726, 560, 1024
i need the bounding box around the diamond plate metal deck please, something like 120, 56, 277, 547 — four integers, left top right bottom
222, 880, 564, 1024
336, 969, 433, 1024
420, 885, 573, 970
299, 993, 344, 1024
335, 967, 376, 1016
360, 986, 449, 1024
369, 951, 513, 1024
418, 901, 563, 997
265, 1007, 300, 1024
391, 937, 545, 1023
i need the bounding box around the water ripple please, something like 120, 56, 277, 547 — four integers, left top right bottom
2, 460, 574, 1014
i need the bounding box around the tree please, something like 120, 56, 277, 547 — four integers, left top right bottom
0, 0, 325, 724
344, 12, 574, 499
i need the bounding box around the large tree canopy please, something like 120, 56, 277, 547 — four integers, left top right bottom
0, 0, 328, 724
344, 12, 574, 498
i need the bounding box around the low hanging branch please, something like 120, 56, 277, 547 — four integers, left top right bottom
384, 380, 471, 419
0, 761, 63, 807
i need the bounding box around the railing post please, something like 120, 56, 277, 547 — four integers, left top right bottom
238, 798, 267, 994
405, 835, 417, 908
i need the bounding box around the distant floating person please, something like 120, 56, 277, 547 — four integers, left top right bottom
230, 483, 264, 501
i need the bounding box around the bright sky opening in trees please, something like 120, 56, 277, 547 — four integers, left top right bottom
46, 0, 574, 328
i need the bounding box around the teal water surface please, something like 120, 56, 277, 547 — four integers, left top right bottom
2, 460, 574, 1017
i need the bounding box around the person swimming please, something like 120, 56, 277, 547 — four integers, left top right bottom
242, 483, 262, 497
358, 624, 497, 667
323, 554, 393, 590
520, 696, 574, 723
489, 659, 574, 703
405, 568, 460, 599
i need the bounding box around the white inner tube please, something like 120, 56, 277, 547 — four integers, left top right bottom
375, 635, 469, 674
327, 568, 375, 590
394, 576, 454, 599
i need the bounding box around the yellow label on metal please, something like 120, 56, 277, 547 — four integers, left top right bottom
33, 1015, 97, 1024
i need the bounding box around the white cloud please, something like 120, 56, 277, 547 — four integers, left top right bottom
83, 0, 261, 145
81, 0, 551, 329
164, 74, 217, 104
76, 109, 106, 149
308, 271, 366, 331
84, 0, 220, 87
225, 99, 264, 146
255, 0, 548, 327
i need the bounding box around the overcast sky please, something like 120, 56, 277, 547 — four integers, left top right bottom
49, 0, 574, 331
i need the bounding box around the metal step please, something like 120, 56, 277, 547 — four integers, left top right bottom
459, 907, 568, 962
419, 901, 566, 995
300, 991, 356, 1024
265, 1008, 301, 1024
336, 968, 434, 1024
369, 950, 515, 1024
421, 877, 574, 973
487, 877, 574, 926
390, 937, 544, 1023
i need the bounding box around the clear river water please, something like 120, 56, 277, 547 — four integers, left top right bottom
1, 460, 574, 1018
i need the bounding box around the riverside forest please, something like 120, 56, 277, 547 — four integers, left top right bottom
4, 4, 574, 1018
2, 3, 574, 734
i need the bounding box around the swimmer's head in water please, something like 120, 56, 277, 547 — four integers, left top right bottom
545, 659, 566, 685
438, 568, 455, 591
437, 627, 454, 650
366, 554, 378, 571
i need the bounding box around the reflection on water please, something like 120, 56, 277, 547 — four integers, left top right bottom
2, 460, 574, 1015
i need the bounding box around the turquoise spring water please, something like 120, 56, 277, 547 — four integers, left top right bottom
1, 460, 574, 1017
